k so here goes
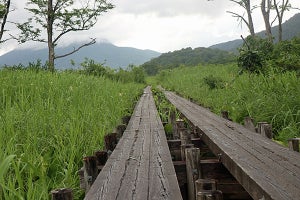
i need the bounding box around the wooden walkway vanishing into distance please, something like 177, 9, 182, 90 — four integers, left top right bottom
84, 86, 182, 200
78, 86, 300, 200
163, 89, 300, 200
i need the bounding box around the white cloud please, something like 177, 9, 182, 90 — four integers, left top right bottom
0, 0, 299, 55
114, 0, 231, 18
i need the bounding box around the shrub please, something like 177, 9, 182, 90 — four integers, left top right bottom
237, 36, 273, 74
237, 49, 263, 73
203, 75, 224, 89
80, 58, 108, 77
271, 37, 300, 72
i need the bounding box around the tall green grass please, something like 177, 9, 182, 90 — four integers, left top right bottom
155, 64, 300, 144
0, 69, 144, 199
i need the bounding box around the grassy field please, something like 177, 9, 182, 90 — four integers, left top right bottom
0, 69, 144, 199
153, 64, 300, 144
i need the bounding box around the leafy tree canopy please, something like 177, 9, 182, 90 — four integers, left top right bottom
15, 0, 114, 71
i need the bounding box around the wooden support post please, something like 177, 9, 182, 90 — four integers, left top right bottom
115, 124, 127, 139
221, 111, 232, 121
196, 127, 205, 138
83, 156, 98, 193
94, 150, 108, 172
189, 124, 197, 138
288, 138, 300, 152
181, 144, 194, 161
78, 167, 85, 190
177, 119, 186, 129
244, 117, 256, 132
195, 179, 217, 194
180, 128, 191, 145
104, 133, 118, 151
197, 190, 223, 200
51, 188, 73, 200
257, 122, 273, 139
168, 140, 182, 161
180, 126, 192, 161
169, 110, 179, 139
185, 148, 201, 200
122, 115, 131, 125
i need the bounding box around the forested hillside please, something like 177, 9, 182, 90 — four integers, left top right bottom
142, 47, 235, 75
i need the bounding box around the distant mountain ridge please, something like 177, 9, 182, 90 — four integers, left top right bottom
210, 13, 300, 52
142, 47, 236, 75
0, 42, 161, 69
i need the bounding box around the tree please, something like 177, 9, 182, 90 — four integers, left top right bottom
0, 0, 10, 43
261, 0, 273, 41
227, 0, 256, 37
16, 0, 114, 72
273, 0, 291, 42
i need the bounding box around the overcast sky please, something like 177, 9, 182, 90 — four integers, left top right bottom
1, 0, 299, 55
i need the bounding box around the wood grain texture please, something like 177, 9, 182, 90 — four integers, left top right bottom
85, 87, 182, 200
164, 90, 300, 200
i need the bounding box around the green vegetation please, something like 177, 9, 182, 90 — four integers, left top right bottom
142, 47, 236, 75
0, 69, 144, 199
154, 64, 300, 144
0, 3, 6, 18
80, 59, 146, 84
238, 36, 300, 74
3, 58, 147, 84
152, 88, 179, 139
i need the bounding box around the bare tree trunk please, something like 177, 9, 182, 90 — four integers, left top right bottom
277, 14, 283, 42
273, 0, 290, 42
245, 0, 255, 36
0, 0, 10, 43
47, 0, 55, 72
261, 0, 273, 41
228, 0, 255, 36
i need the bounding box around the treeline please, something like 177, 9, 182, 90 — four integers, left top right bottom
1, 58, 146, 84
141, 47, 236, 75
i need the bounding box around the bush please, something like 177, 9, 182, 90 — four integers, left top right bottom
131, 66, 146, 84
237, 49, 263, 73
80, 58, 108, 77
238, 36, 300, 74
271, 37, 300, 72
237, 36, 273, 74
203, 75, 225, 89
80, 60, 146, 84
2, 60, 47, 72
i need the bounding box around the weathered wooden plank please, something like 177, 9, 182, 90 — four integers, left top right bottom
164, 90, 300, 200
165, 92, 300, 173
85, 87, 182, 200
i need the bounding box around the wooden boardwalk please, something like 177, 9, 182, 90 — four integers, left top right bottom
85, 87, 182, 200
163, 90, 300, 200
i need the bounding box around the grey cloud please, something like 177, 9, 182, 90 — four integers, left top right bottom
115, 0, 231, 18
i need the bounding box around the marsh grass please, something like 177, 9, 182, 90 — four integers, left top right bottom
0, 69, 144, 199
155, 64, 300, 144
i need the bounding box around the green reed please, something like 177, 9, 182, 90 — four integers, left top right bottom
0, 69, 144, 199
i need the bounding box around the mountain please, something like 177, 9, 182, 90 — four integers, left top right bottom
141, 47, 236, 75
0, 42, 161, 69
210, 13, 300, 52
